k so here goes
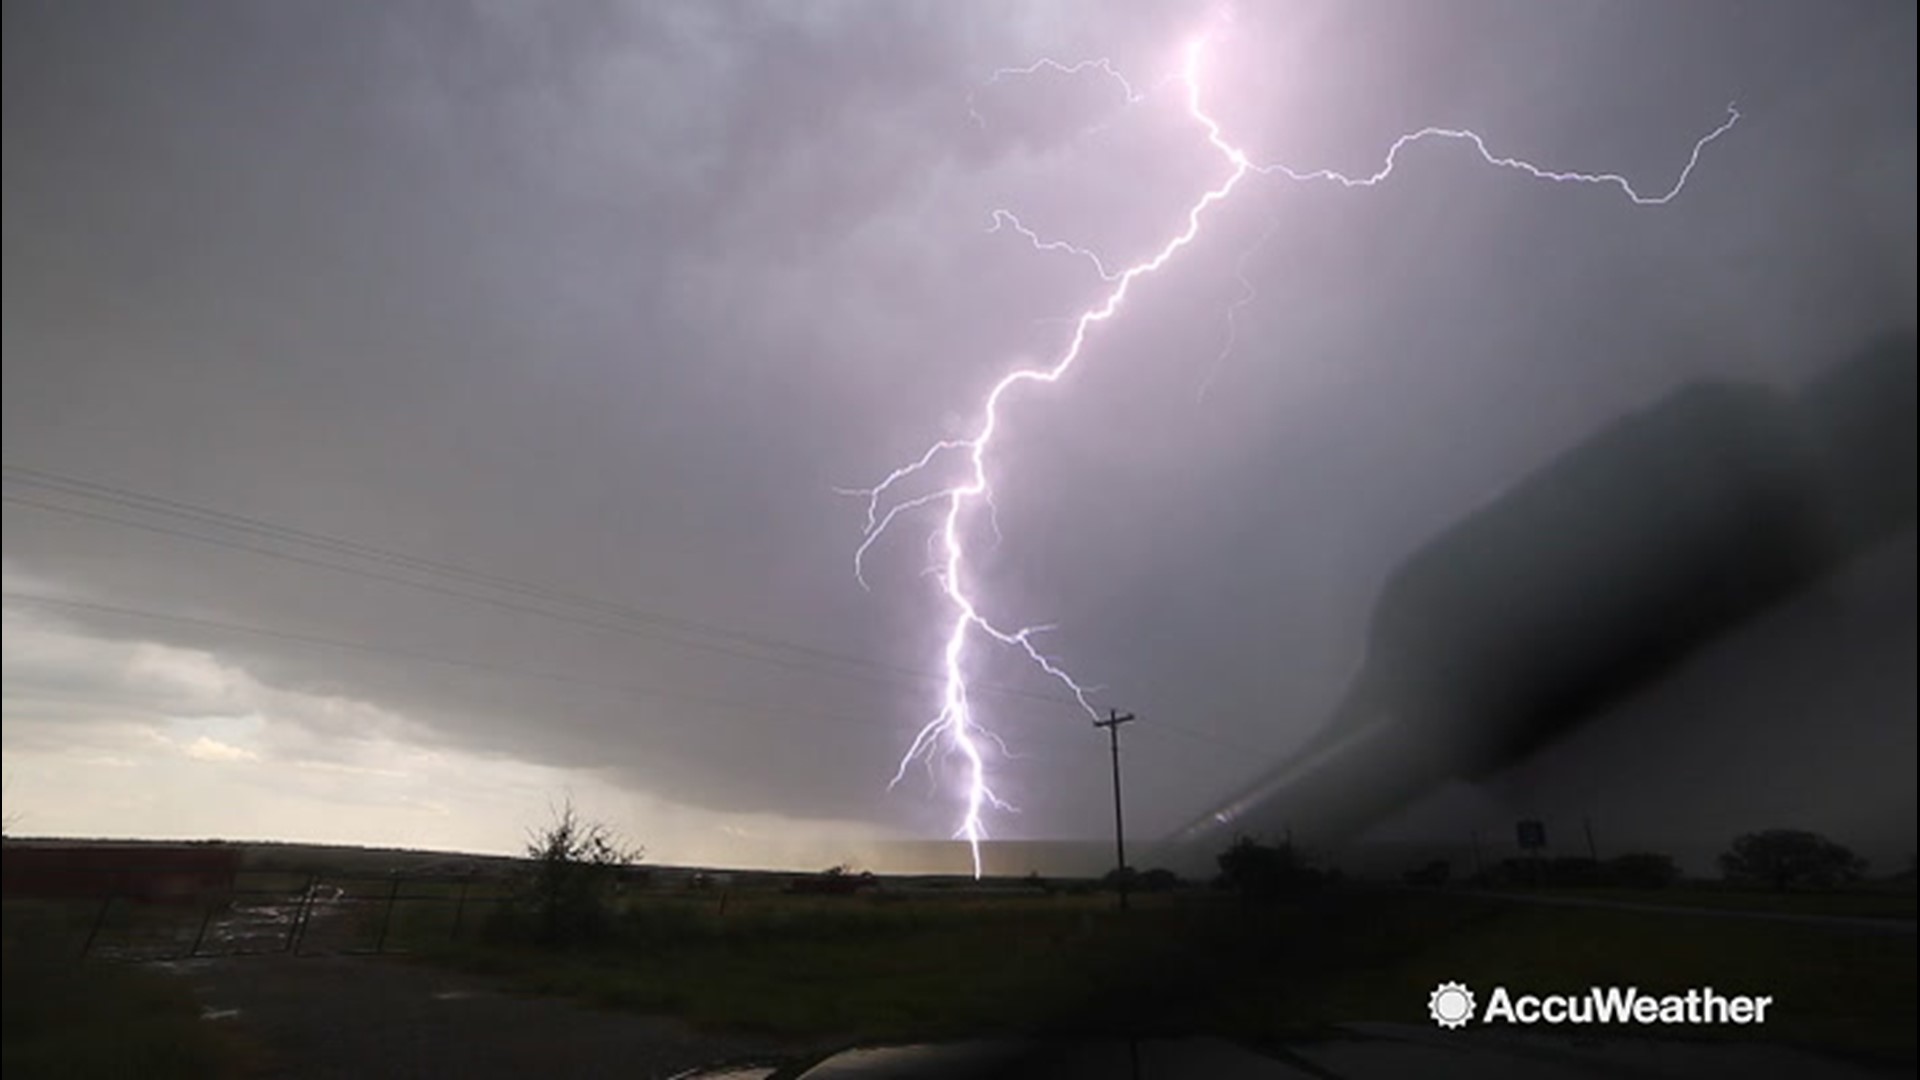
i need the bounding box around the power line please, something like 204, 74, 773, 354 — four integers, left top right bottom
1, 591, 914, 742
2, 465, 1260, 755
3, 592, 1239, 778
4, 463, 1013, 695
1, 487, 1075, 711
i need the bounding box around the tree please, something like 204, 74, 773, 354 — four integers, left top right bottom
1215, 835, 1324, 901
517, 797, 643, 945
1718, 829, 1866, 891
1136, 868, 1183, 893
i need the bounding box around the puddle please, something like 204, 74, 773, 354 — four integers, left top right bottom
151, 958, 216, 974
91, 881, 358, 960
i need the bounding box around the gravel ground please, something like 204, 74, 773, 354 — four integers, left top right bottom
154, 954, 801, 1080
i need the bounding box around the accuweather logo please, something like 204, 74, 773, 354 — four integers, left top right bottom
1428, 982, 1477, 1029
1428, 982, 1774, 1028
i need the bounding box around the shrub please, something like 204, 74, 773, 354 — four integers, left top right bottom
1719, 829, 1867, 891
1214, 836, 1328, 901
502, 799, 642, 947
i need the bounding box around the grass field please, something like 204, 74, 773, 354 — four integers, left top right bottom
406, 886, 1916, 1065
7, 868, 1913, 1074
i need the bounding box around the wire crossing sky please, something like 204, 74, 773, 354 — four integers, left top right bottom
845, 35, 1741, 877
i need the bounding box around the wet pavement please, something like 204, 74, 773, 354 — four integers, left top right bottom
156, 953, 791, 1080
727, 1030, 1908, 1079
91, 881, 355, 961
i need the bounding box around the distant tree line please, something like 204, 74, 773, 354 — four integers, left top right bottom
486, 805, 1883, 949
1098, 866, 1184, 894
1215, 826, 1878, 900
1464, 851, 1682, 890
1432, 828, 1871, 893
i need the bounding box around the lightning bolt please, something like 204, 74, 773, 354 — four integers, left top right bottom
846, 36, 1738, 877
1199, 204, 1284, 402
966, 55, 1148, 131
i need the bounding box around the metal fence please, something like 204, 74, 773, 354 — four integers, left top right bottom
3, 865, 521, 961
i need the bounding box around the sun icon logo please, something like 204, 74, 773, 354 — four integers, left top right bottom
1428, 981, 1476, 1029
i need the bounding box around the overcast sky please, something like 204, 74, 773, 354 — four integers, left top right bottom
4, 1, 1913, 872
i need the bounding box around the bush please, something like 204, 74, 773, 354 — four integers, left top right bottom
1136, 868, 1182, 893
501, 799, 643, 947
1214, 836, 1328, 902
1719, 829, 1867, 891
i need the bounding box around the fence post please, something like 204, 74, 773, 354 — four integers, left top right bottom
286, 874, 315, 954
450, 873, 472, 942
375, 874, 401, 953
190, 901, 217, 958
80, 892, 115, 959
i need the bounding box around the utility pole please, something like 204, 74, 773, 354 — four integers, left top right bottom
1094, 709, 1136, 911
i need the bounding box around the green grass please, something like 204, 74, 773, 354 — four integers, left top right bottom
11, 882, 1908, 1072
418, 892, 1124, 1040
1360, 895, 1917, 1063
406, 888, 1916, 1065
3, 904, 256, 1079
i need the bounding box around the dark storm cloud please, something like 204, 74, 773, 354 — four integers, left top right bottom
4, 2, 1913, 854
